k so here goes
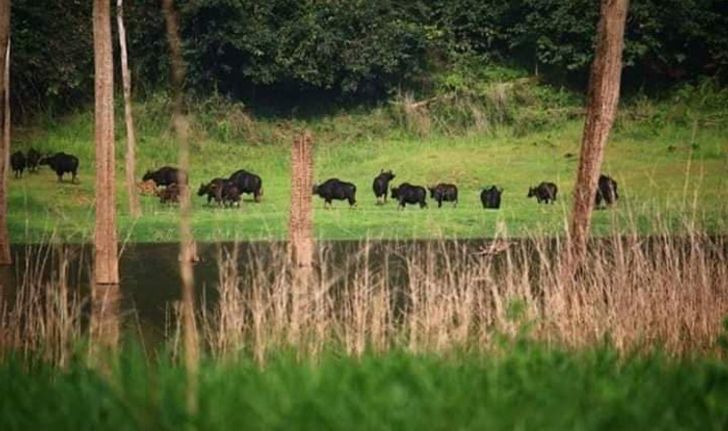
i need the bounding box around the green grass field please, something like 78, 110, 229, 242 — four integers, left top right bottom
2, 344, 728, 430
7, 94, 728, 243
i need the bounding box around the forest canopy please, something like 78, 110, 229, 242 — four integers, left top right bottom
8, 0, 728, 116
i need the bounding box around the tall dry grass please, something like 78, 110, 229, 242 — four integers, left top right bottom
0, 243, 85, 366
1, 223, 726, 365
200, 226, 728, 361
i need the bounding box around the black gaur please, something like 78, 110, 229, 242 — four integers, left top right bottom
10, 151, 26, 178
527, 182, 558, 204
39, 152, 79, 183
142, 166, 187, 187
391, 183, 427, 209
372, 170, 395, 204
428, 183, 458, 208
228, 169, 263, 202
480, 186, 503, 209
313, 178, 357, 208
595, 174, 619, 208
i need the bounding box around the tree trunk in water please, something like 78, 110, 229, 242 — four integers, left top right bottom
117, 0, 141, 218
565, 0, 628, 276
93, 0, 118, 285
162, 0, 198, 415
0, 0, 11, 266
287, 131, 314, 345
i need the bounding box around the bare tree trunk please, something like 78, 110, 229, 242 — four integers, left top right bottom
287, 131, 314, 345
93, 0, 118, 285
565, 0, 628, 276
162, 0, 198, 415
117, 0, 141, 218
0, 0, 11, 266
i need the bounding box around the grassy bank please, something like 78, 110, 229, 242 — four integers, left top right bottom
2, 346, 728, 430
7, 82, 728, 242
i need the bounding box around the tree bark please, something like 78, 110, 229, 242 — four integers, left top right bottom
0, 0, 11, 266
162, 0, 198, 415
93, 0, 119, 285
287, 132, 314, 344
117, 0, 141, 218
566, 0, 628, 275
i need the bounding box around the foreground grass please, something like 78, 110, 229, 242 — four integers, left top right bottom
7, 92, 728, 242
2, 345, 728, 430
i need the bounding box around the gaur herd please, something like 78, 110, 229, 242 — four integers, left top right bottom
9, 149, 620, 210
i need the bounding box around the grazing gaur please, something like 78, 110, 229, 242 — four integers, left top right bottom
228, 169, 263, 202
10, 151, 26, 178
372, 170, 395, 204
142, 166, 187, 187
313, 178, 357, 208
39, 152, 79, 183
391, 183, 427, 209
595, 174, 619, 208
428, 183, 458, 208
527, 182, 558, 204
211, 180, 242, 208
480, 186, 503, 209
197, 178, 227, 205
156, 183, 180, 204
26, 148, 41, 173
136, 180, 158, 196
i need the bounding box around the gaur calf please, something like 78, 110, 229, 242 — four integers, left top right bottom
391, 183, 427, 209
428, 183, 458, 208
480, 186, 503, 209
198, 178, 227, 205
372, 170, 395, 204
313, 178, 357, 208
39, 152, 79, 183
157, 183, 180, 204
527, 182, 558, 204
212, 180, 242, 208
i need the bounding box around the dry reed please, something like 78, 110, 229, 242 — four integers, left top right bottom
202, 228, 728, 361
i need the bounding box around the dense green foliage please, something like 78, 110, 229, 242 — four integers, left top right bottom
8, 0, 728, 116
2, 345, 728, 430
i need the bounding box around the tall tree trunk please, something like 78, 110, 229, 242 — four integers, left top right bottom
117, 0, 141, 218
93, 0, 118, 285
0, 0, 11, 266
162, 0, 198, 415
565, 0, 628, 275
287, 131, 314, 345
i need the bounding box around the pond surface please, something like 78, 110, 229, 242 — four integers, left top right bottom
1, 240, 508, 346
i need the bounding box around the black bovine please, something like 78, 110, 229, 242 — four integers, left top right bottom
10, 151, 26, 178
142, 166, 187, 187
527, 182, 558, 204
372, 170, 395, 204
595, 174, 619, 208
428, 183, 458, 208
26, 148, 41, 173
480, 186, 503, 209
228, 169, 263, 202
214, 181, 242, 208
39, 152, 79, 183
391, 183, 427, 209
198, 178, 227, 205
313, 178, 357, 208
